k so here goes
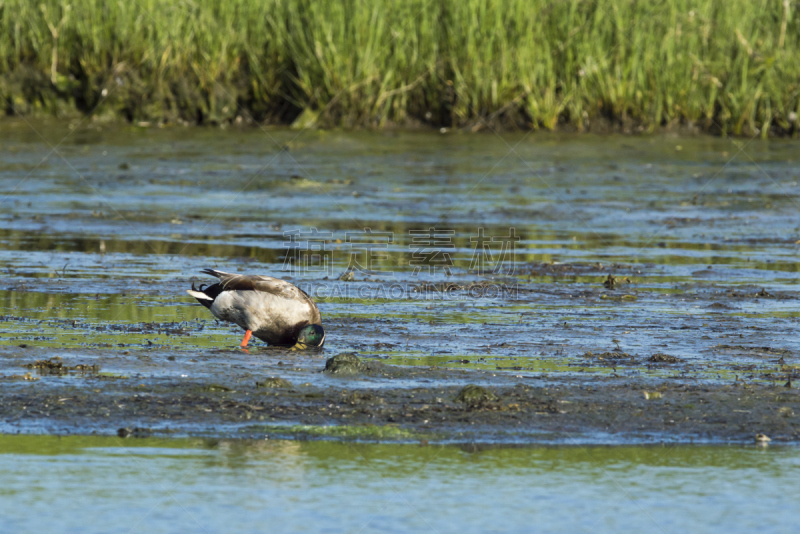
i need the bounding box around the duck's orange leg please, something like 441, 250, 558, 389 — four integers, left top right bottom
241, 330, 252, 348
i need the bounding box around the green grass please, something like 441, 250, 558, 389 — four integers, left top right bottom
1, 0, 798, 136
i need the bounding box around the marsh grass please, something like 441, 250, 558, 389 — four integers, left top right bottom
1, 0, 798, 135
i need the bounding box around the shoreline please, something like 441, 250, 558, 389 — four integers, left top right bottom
1, 115, 797, 140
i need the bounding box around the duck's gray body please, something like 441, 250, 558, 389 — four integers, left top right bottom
187, 269, 322, 346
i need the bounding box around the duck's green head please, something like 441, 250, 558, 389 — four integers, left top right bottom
293, 324, 325, 350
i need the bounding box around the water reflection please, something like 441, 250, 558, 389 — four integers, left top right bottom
0, 434, 797, 534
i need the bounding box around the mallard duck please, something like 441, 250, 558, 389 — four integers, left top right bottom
187, 269, 324, 349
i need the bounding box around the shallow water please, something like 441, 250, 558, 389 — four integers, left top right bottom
0, 119, 797, 386
1, 435, 798, 534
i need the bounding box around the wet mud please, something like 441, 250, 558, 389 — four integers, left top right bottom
1, 123, 798, 444
1, 348, 798, 444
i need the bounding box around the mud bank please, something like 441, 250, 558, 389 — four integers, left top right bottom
2, 350, 798, 445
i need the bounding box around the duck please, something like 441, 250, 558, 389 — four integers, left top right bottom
186, 269, 324, 349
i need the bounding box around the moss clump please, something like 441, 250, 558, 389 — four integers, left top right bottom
256, 377, 293, 388
24, 357, 99, 374
1, 372, 38, 381
25, 357, 66, 371
648, 353, 683, 363
325, 353, 366, 375
455, 384, 498, 407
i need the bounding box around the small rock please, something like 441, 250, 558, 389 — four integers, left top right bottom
117, 427, 152, 439
602, 274, 630, 289
256, 377, 293, 388
755, 433, 771, 443
455, 384, 498, 407
643, 391, 662, 400
325, 353, 365, 375
204, 383, 233, 392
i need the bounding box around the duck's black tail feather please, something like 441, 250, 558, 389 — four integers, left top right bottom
201, 268, 226, 278
187, 279, 223, 310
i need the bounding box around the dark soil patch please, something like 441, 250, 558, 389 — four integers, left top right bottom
2, 360, 798, 444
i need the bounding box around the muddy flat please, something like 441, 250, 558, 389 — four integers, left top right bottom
1, 120, 798, 444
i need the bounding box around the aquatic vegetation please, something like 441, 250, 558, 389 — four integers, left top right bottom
24, 356, 99, 374
648, 353, 682, 364
1, 372, 38, 381
0, 0, 797, 135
